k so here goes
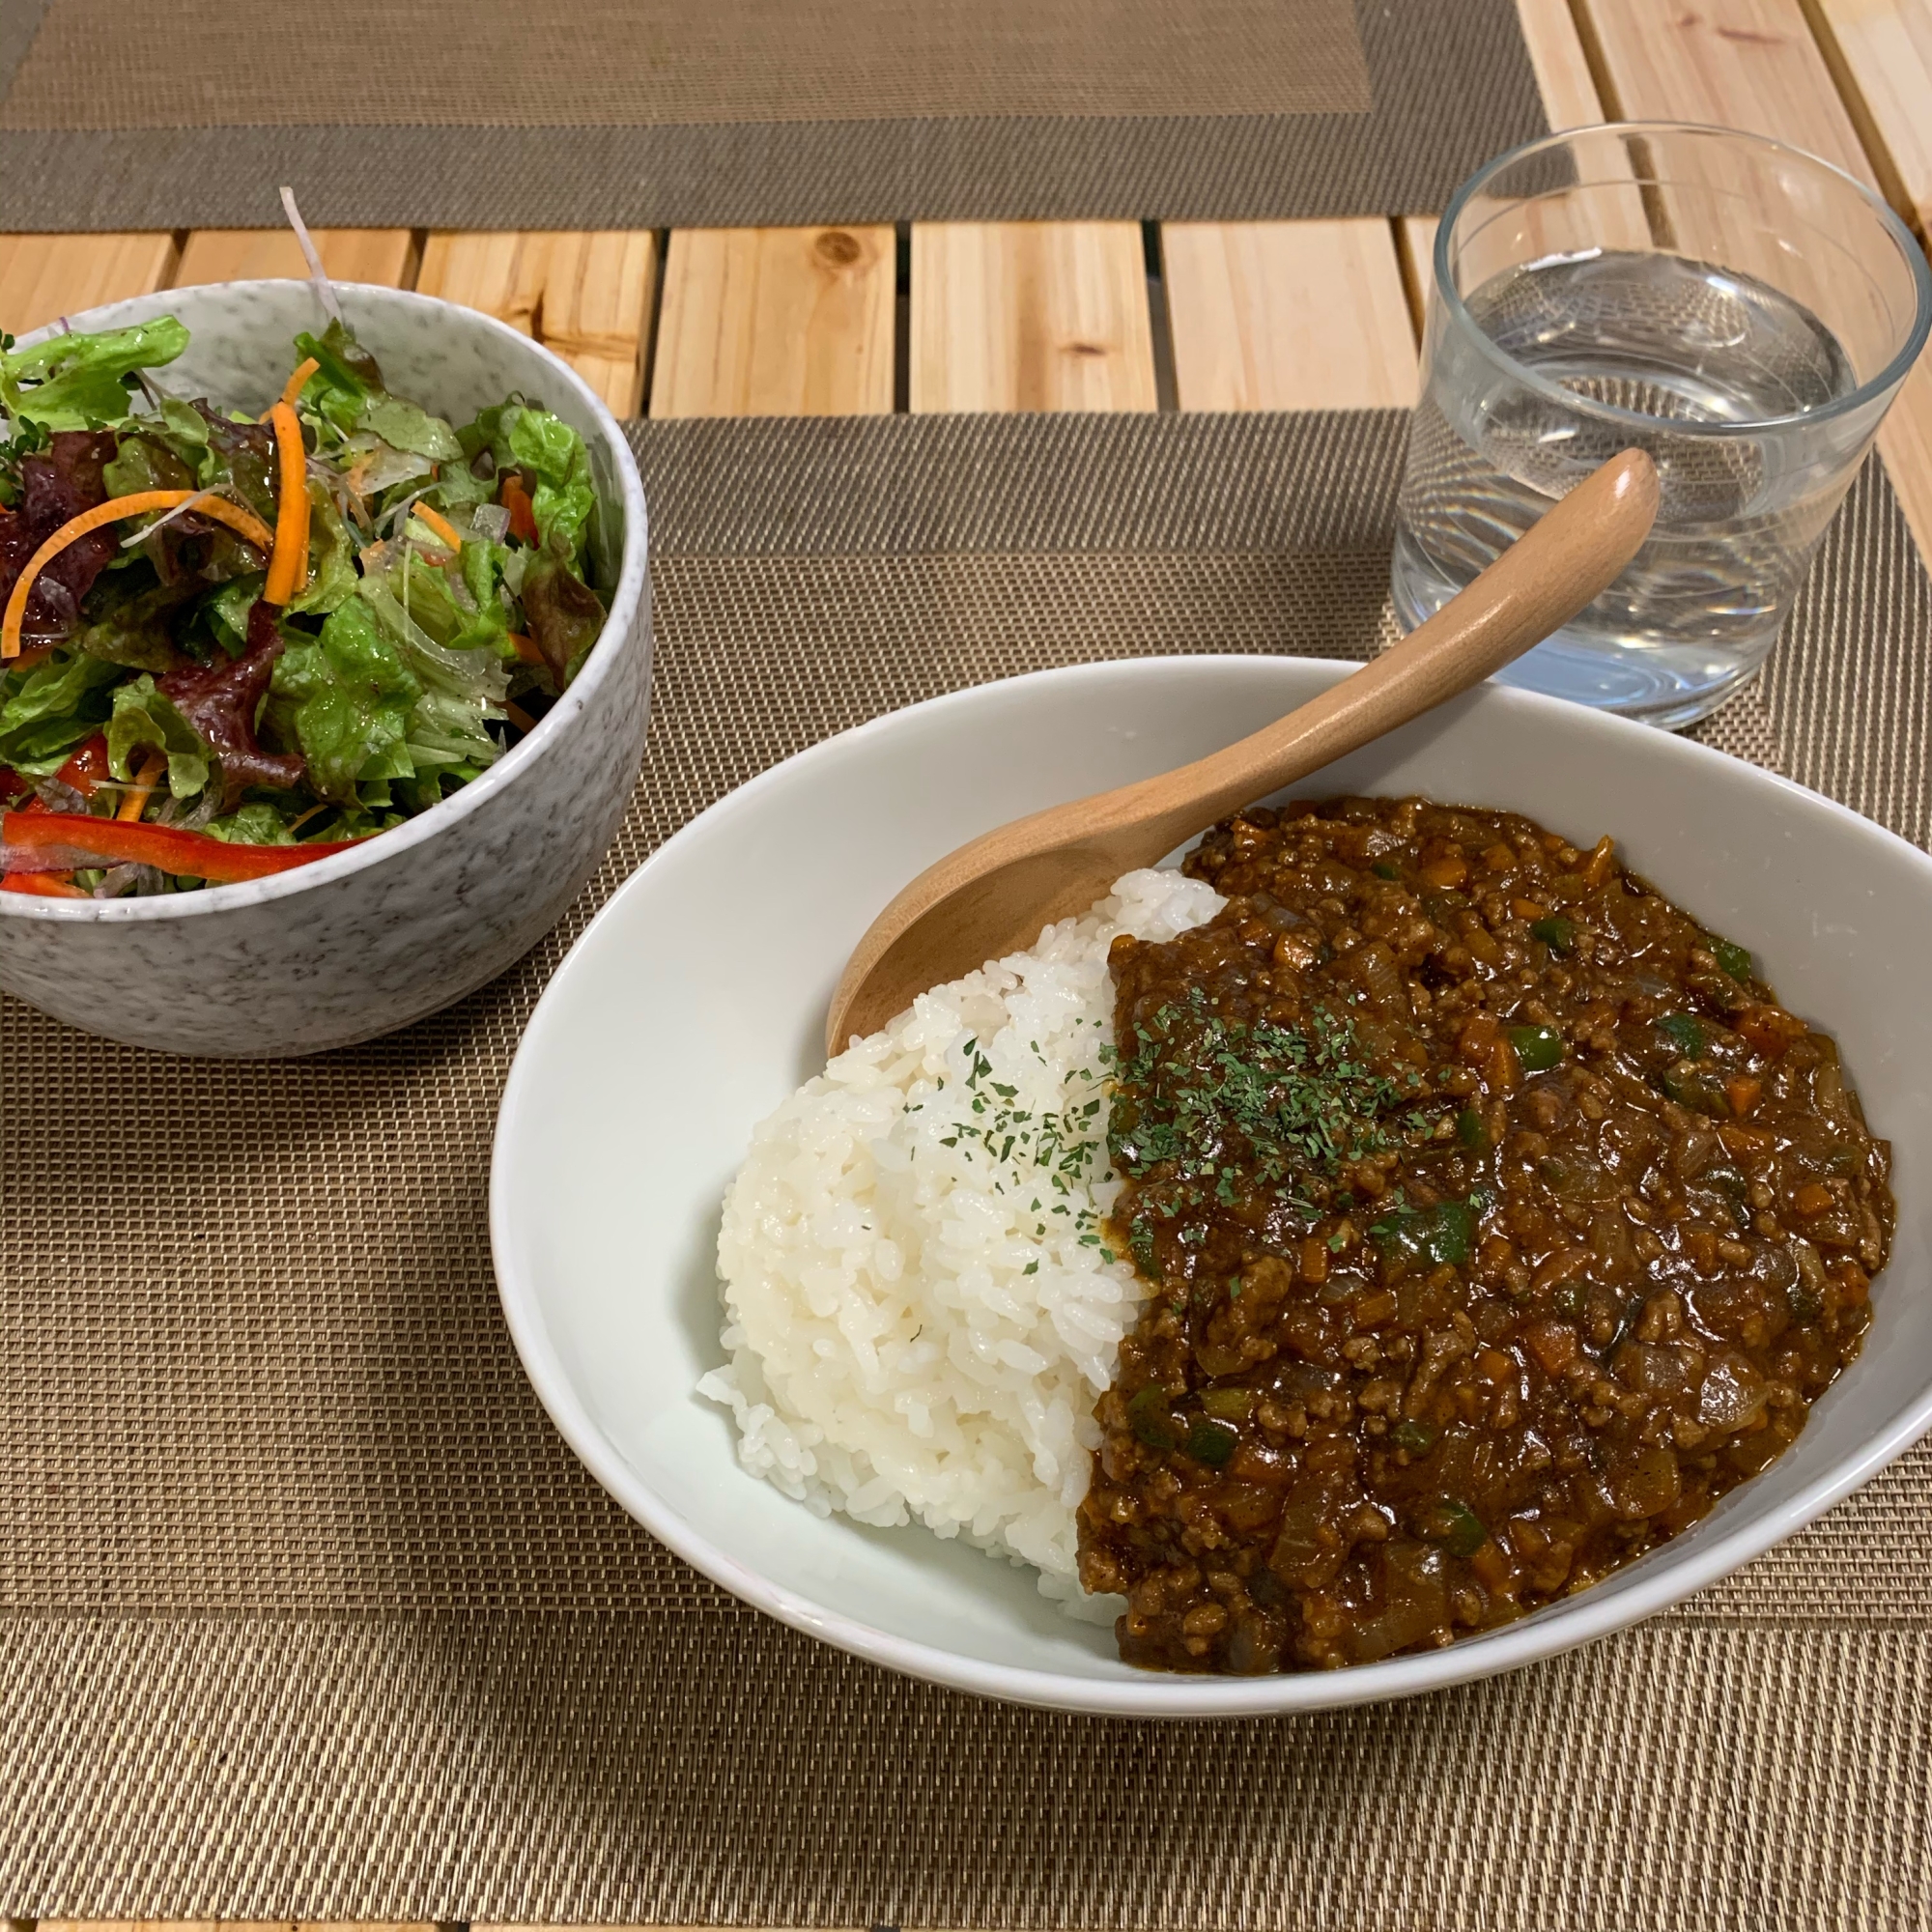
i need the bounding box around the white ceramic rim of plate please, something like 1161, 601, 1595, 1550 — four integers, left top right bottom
0, 282, 650, 924
493, 655, 1932, 1716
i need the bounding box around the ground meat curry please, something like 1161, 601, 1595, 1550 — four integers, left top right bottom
1077, 796, 1891, 1674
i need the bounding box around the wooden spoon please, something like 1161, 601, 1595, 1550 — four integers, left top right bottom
826, 448, 1659, 1054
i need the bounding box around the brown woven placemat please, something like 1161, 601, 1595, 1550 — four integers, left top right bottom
3, 412, 1929, 1925
0, 0, 1543, 229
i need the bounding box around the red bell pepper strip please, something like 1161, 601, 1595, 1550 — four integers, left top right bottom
2, 870, 88, 898
3, 810, 365, 884
54, 732, 111, 797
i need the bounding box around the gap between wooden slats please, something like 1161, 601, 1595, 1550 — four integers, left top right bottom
416, 230, 659, 419
651, 226, 895, 417
909, 222, 1156, 412
1571, 0, 1932, 560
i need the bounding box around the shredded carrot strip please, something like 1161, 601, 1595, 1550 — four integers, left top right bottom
504, 699, 540, 734
2, 872, 88, 899
118, 749, 168, 823
412, 503, 465, 554
499, 473, 539, 544
263, 402, 311, 606
279, 355, 320, 411
257, 356, 323, 422
508, 631, 545, 668
3, 491, 276, 659
6, 643, 55, 674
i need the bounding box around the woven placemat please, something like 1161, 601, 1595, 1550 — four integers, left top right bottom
0, 0, 1543, 229
3, 412, 1929, 1925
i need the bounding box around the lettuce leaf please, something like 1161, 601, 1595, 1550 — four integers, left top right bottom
422, 457, 494, 516
207, 801, 297, 845
294, 319, 462, 461
102, 403, 277, 524
364, 540, 463, 648
1, 431, 122, 642
292, 319, 384, 438
0, 648, 119, 773
202, 573, 268, 656
287, 482, 357, 616
106, 673, 211, 798
1, 646, 119, 731
521, 544, 608, 687
461, 400, 597, 563
355, 576, 504, 776
0, 318, 189, 431
358, 529, 512, 658
453, 530, 516, 656
194, 406, 278, 522
0, 713, 101, 774
101, 434, 268, 600
72, 575, 197, 672
268, 595, 423, 805
363, 395, 462, 462
154, 396, 214, 477
508, 408, 595, 558
357, 576, 505, 699
101, 429, 195, 499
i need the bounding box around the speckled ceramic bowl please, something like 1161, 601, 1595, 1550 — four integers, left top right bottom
0, 281, 651, 1057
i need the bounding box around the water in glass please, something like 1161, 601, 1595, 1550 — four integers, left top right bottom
1392, 248, 1861, 726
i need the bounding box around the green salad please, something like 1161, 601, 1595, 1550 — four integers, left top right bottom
0, 312, 608, 897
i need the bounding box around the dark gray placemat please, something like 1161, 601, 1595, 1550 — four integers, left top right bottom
0, 0, 1545, 228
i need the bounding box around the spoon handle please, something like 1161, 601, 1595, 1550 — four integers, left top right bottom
1140, 447, 1660, 842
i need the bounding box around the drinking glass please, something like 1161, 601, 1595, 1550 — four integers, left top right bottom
1391, 124, 1932, 727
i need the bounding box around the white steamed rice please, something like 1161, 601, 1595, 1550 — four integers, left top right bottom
699, 867, 1224, 1613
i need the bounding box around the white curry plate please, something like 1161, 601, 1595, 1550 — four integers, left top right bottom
491, 656, 1932, 1716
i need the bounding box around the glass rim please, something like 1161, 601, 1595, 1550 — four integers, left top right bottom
1432, 120, 1932, 439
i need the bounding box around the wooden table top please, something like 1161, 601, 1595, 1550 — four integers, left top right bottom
6, 0, 1929, 573
6, 1, 1932, 1927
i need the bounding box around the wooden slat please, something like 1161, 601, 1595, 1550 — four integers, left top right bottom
1807, 0, 1932, 236
1583, 0, 1869, 174
650, 225, 894, 418
1162, 218, 1418, 410
175, 228, 416, 289
1575, 0, 1932, 558
417, 230, 658, 417
909, 222, 1156, 413
1158, 4, 1607, 411
528, 231, 659, 419
417, 230, 551, 333
0, 232, 177, 333
1516, 0, 1610, 126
